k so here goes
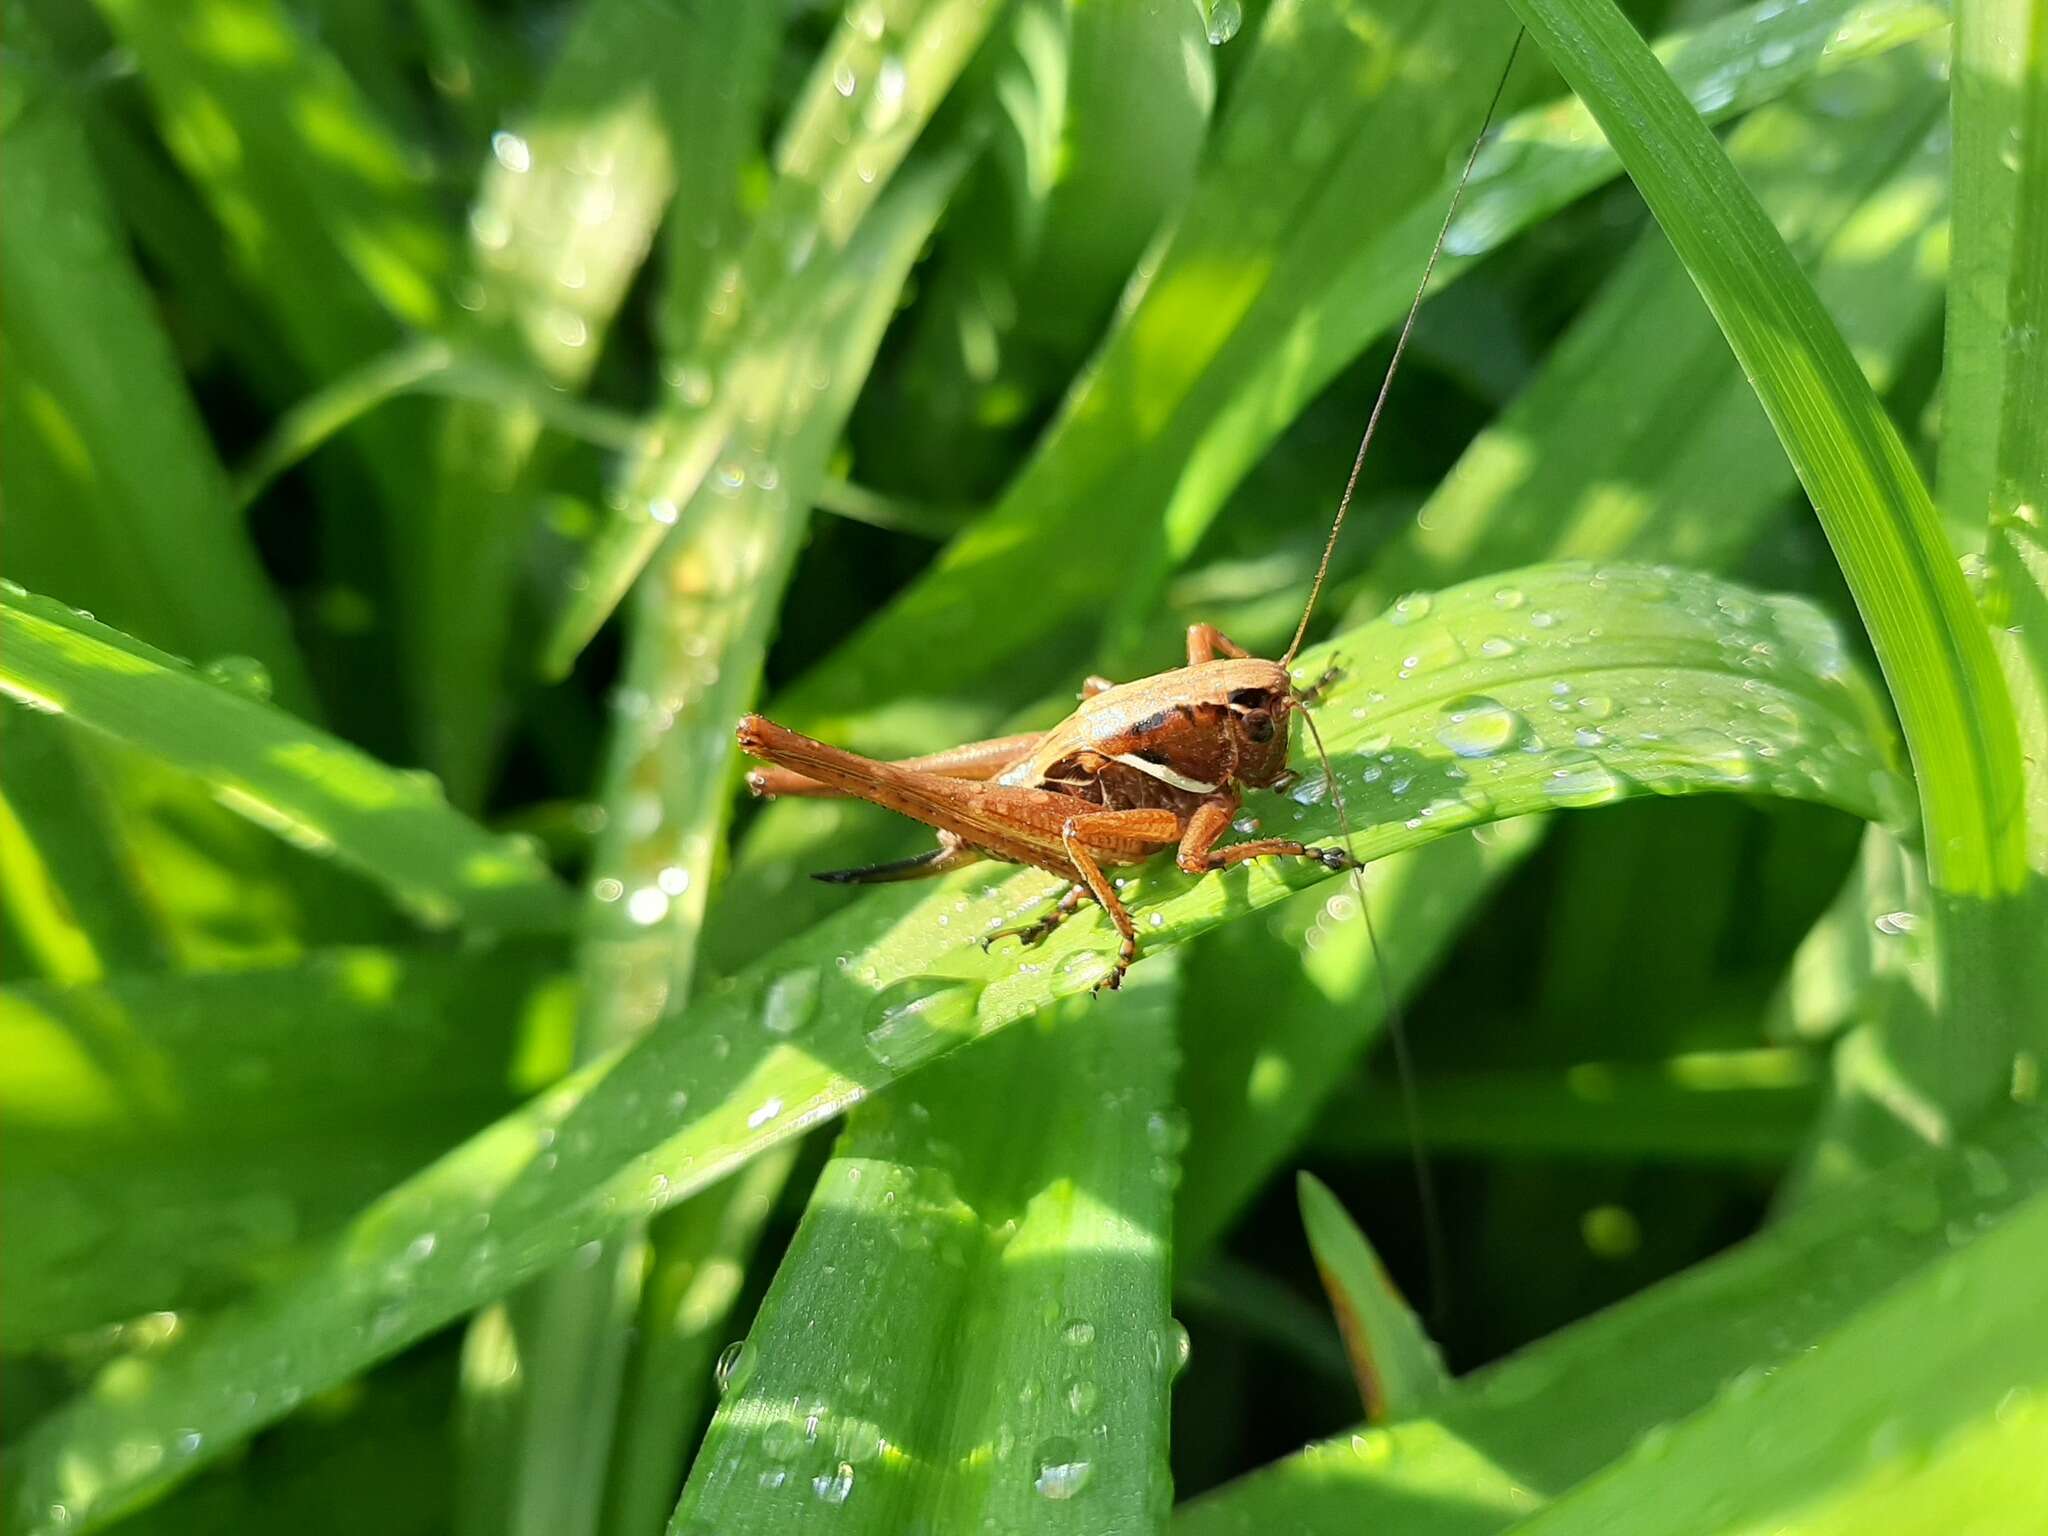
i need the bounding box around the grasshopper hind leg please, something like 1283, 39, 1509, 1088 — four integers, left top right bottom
812, 832, 982, 885
980, 883, 1085, 953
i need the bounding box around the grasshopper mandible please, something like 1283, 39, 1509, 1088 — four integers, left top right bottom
738, 34, 1524, 996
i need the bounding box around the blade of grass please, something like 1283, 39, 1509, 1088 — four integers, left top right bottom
421, 0, 771, 806
540, 0, 1007, 672
1173, 1100, 2048, 1536
672, 965, 1181, 1532
0, 588, 573, 933
1297, 1173, 1450, 1423
1311, 1048, 1826, 1165
1502, 0, 2029, 1132
0, 713, 170, 985
0, 942, 565, 1347
0, 40, 314, 711
0, 560, 1911, 1531
464, 149, 970, 1536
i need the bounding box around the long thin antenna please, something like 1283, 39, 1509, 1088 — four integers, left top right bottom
1282, 27, 1526, 667
1293, 27, 1527, 1325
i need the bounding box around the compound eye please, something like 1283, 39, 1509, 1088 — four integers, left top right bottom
1243, 709, 1275, 744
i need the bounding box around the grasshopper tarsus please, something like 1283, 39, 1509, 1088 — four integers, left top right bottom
981, 883, 1086, 953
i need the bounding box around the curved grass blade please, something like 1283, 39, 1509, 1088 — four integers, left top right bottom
1174, 1100, 2048, 1536
1501, 0, 2025, 912
0, 589, 572, 933
673, 968, 1180, 1532
540, 0, 1006, 674
1, 562, 1907, 1531
0, 944, 564, 1347
1297, 1173, 1449, 1423
0, 39, 313, 712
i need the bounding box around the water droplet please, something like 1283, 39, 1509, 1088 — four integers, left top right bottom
1874, 909, 1920, 936
1577, 694, 1615, 719
1435, 695, 1522, 758
746, 1097, 783, 1130
626, 886, 670, 926
1539, 750, 1623, 807
1055, 948, 1118, 991
1033, 1435, 1094, 1499
1493, 586, 1526, 610
490, 130, 531, 173
1065, 1378, 1098, 1415
202, 655, 273, 700
1479, 635, 1518, 658
812, 1462, 855, 1504
1389, 591, 1433, 625
861, 976, 981, 1071
761, 967, 821, 1038
1062, 1317, 1096, 1347
714, 1340, 753, 1396
1205, 0, 1243, 45
1527, 610, 1557, 629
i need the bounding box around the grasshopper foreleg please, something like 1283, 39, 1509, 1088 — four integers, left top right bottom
1177, 794, 1356, 876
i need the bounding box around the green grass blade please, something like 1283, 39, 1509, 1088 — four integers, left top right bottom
0, 560, 1907, 1531
1311, 1049, 1825, 1165
598, 1147, 797, 1536
673, 967, 1180, 1532
1502, 0, 2026, 917
0, 588, 573, 933
0, 43, 313, 712
1297, 1173, 1449, 1423
0, 943, 562, 1346
1174, 1101, 2048, 1535
420, 0, 762, 806
760, 0, 1944, 761
464, 146, 968, 1536
540, 0, 1005, 673
0, 713, 170, 985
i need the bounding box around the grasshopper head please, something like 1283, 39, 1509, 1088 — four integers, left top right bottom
1207, 658, 1298, 789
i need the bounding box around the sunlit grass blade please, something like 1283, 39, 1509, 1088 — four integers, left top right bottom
0, 588, 573, 933
419, 0, 768, 806
1175, 1101, 2048, 1535
674, 969, 1180, 1531
463, 147, 968, 1536
598, 1146, 797, 1535
0, 561, 1909, 1531
1297, 1174, 1449, 1423
1311, 1049, 1825, 1165
0, 713, 168, 985
89, 0, 452, 704
883, 0, 1213, 495
540, 0, 1005, 673
1501, 1, 2028, 1114
0, 41, 313, 711
0, 943, 564, 1346
762, 0, 1945, 762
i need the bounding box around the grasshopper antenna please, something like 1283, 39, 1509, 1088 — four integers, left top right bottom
1281, 26, 1525, 670
1291, 26, 1525, 1325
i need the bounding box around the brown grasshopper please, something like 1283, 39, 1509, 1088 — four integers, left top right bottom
737, 36, 1523, 995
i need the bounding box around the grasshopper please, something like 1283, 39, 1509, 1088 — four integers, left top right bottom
738, 35, 1523, 996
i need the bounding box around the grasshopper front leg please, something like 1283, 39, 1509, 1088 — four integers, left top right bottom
1175, 792, 1357, 875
